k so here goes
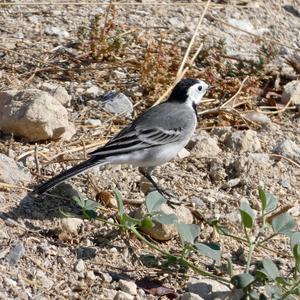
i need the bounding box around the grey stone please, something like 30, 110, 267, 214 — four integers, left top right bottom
86, 270, 96, 281
222, 178, 241, 189
36, 270, 54, 288
0, 89, 75, 141
119, 279, 137, 295
100, 272, 113, 283
273, 139, 300, 164
102, 92, 133, 116
44, 26, 69, 38
169, 17, 186, 29
61, 217, 83, 234
225, 130, 261, 153
281, 80, 300, 106
74, 259, 85, 273
114, 291, 134, 300
227, 18, 268, 36
180, 292, 204, 300
7, 241, 25, 266
0, 154, 31, 185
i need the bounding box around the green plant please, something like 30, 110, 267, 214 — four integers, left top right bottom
60, 188, 300, 299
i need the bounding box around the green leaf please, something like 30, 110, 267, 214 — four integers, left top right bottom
175, 223, 200, 244
240, 201, 256, 229
265, 285, 283, 299
146, 191, 166, 213
84, 209, 97, 219
258, 187, 277, 213
71, 195, 85, 209
271, 213, 296, 234
195, 242, 221, 261
141, 216, 154, 229
291, 232, 300, 272
113, 189, 124, 215
122, 214, 141, 228
231, 273, 255, 288
59, 208, 81, 218
262, 258, 280, 280
83, 199, 101, 211
153, 212, 178, 225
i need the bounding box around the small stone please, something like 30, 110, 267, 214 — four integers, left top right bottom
40, 83, 71, 107
86, 270, 96, 281
281, 177, 291, 189
180, 292, 204, 300
74, 259, 85, 273
227, 18, 267, 35
0, 154, 31, 185
169, 17, 186, 29
190, 197, 207, 209
44, 26, 70, 38
224, 130, 261, 153
0, 230, 9, 239
61, 217, 83, 234
112, 70, 127, 79
102, 92, 133, 116
243, 111, 271, 125
187, 277, 231, 299
102, 288, 117, 299
222, 178, 241, 189
273, 139, 300, 164
36, 270, 53, 288
177, 148, 190, 159
119, 279, 137, 295
282, 80, 300, 106
4, 277, 17, 287
7, 240, 25, 266
100, 272, 113, 283
114, 291, 134, 300
110, 247, 118, 254
84, 119, 102, 126
84, 85, 104, 98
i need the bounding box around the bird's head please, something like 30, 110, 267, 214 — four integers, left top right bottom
167, 78, 211, 108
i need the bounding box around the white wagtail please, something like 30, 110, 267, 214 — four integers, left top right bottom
32, 78, 210, 197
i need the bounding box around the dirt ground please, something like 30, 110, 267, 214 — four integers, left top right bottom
0, 1, 300, 299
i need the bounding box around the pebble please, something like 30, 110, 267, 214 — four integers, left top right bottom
119, 279, 137, 295
180, 292, 204, 300
177, 148, 191, 159
61, 217, 83, 234
114, 291, 134, 300
7, 241, 25, 266
86, 270, 96, 281
74, 259, 85, 273
44, 26, 70, 38
243, 111, 271, 125
84, 119, 102, 126
0, 154, 31, 185
84, 85, 104, 98
273, 139, 300, 164
169, 17, 186, 29
281, 80, 300, 106
40, 82, 71, 107
222, 178, 241, 189
102, 92, 133, 116
193, 132, 221, 157
100, 272, 113, 283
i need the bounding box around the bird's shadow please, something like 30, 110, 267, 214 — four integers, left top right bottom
6, 183, 84, 223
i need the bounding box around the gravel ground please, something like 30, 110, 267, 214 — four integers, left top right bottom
0, 1, 300, 299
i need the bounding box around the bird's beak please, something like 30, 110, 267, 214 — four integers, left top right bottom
207, 85, 215, 91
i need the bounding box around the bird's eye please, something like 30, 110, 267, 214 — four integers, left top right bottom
198, 86, 202, 91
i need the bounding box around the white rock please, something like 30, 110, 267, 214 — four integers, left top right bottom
74, 259, 85, 273
61, 217, 83, 234
102, 288, 117, 299
86, 270, 96, 281
227, 18, 268, 35
243, 111, 271, 125
119, 279, 137, 295
112, 70, 127, 79
224, 130, 261, 153
169, 17, 186, 29
100, 272, 113, 283
36, 270, 53, 288
180, 292, 204, 300
84, 119, 102, 126
177, 148, 191, 159
40, 82, 71, 107
0, 89, 75, 141
273, 139, 300, 164
7, 241, 25, 266
84, 85, 104, 98
102, 92, 133, 116
44, 26, 70, 38
281, 80, 300, 106
0, 154, 31, 185
114, 291, 134, 300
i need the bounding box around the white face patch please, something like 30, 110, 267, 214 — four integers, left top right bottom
186, 80, 209, 107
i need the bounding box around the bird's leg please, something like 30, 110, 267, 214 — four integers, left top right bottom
138, 167, 175, 199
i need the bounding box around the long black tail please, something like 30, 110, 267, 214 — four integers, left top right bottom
31, 157, 107, 196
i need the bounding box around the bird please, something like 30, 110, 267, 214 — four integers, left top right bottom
31, 78, 211, 198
